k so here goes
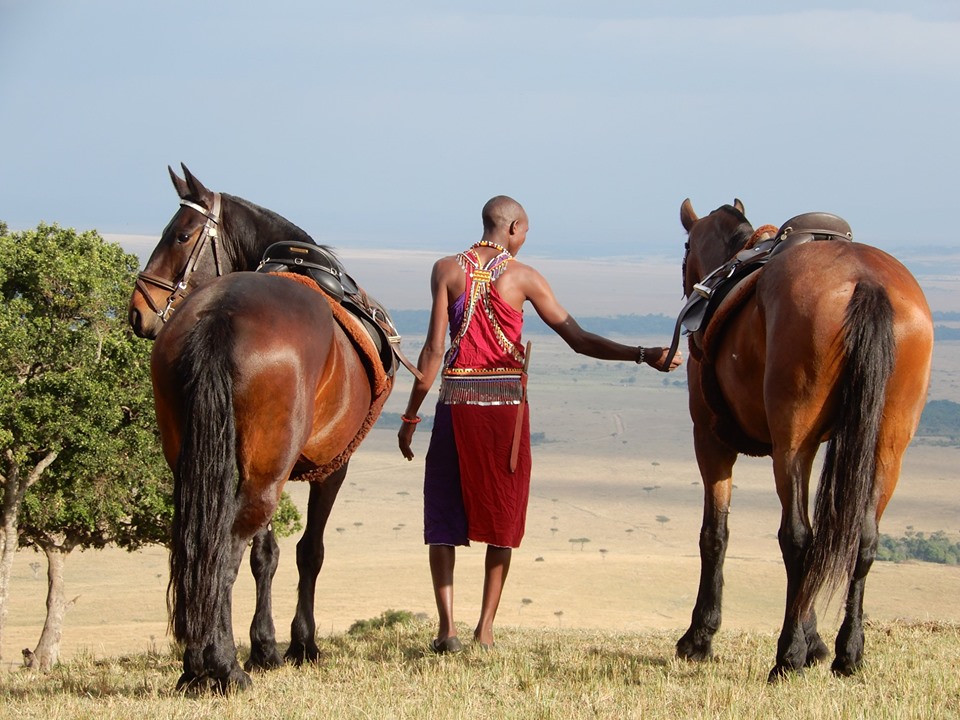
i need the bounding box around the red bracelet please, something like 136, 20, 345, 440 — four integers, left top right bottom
401, 415, 422, 425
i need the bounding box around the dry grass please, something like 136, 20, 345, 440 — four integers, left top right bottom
1, 618, 958, 719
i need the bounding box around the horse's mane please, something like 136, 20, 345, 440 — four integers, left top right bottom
717, 204, 755, 256
221, 193, 326, 266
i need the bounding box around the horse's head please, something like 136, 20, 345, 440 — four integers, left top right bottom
679, 198, 755, 297
128, 165, 233, 338
128, 164, 316, 339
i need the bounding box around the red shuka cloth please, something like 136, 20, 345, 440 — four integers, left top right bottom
441, 252, 531, 548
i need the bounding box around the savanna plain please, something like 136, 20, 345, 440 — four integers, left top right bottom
2, 254, 959, 718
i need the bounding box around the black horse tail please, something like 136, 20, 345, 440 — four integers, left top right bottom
168, 312, 238, 648
794, 281, 895, 618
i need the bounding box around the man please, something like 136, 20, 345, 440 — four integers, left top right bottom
398, 195, 682, 653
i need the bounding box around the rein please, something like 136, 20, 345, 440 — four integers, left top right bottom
134, 192, 225, 323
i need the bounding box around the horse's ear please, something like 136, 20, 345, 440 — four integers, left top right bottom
734, 198, 745, 214
180, 163, 214, 207
680, 198, 698, 232
169, 165, 190, 199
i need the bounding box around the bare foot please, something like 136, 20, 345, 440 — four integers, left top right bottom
473, 630, 494, 649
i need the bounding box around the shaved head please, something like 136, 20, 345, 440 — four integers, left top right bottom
481, 195, 526, 232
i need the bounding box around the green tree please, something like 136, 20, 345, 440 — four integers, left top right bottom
0, 222, 170, 669
0, 221, 303, 670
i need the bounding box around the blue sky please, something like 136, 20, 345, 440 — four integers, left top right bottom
2, 1, 958, 261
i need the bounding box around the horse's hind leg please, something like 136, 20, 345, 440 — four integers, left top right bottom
245, 525, 284, 671
769, 445, 829, 680
178, 535, 252, 693
286, 463, 349, 665
833, 430, 910, 676
833, 323, 930, 676
677, 425, 737, 662
832, 509, 879, 676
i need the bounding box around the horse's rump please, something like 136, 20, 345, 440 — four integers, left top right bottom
269, 271, 393, 480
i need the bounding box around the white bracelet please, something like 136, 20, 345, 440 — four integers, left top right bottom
636, 346, 645, 364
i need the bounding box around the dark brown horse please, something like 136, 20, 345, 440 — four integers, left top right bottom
128, 166, 394, 691
674, 198, 933, 680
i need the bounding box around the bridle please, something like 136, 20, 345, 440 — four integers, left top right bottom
669, 205, 754, 369
134, 192, 225, 323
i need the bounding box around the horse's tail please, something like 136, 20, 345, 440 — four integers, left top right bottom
794, 281, 895, 618
167, 312, 238, 648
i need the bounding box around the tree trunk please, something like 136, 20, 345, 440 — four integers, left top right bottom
0, 467, 19, 665
0, 449, 58, 664
27, 542, 72, 672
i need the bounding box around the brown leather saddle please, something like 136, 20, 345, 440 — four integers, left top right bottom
256, 241, 421, 379
664, 212, 853, 366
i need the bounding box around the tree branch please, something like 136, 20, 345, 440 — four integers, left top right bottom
26, 451, 59, 491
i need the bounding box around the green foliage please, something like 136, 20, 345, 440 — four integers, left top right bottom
271, 492, 303, 538
1, 222, 171, 551
877, 530, 960, 565
347, 609, 416, 635
915, 399, 960, 441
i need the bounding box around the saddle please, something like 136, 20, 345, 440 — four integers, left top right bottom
256, 241, 422, 380
664, 212, 853, 366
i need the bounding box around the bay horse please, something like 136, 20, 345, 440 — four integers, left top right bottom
673, 198, 932, 680
128, 166, 395, 691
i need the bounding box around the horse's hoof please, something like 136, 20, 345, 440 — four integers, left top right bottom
806, 638, 830, 667
176, 668, 252, 694
830, 656, 861, 677
176, 671, 201, 693
767, 666, 785, 683
245, 648, 284, 672
767, 664, 804, 683
212, 668, 253, 694
285, 643, 320, 666
676, 633, 713, 662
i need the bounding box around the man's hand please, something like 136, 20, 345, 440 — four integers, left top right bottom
649, 347, 683, 372
398, 422, 417, 460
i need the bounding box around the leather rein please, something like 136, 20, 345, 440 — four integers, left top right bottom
134, 192, 225, 323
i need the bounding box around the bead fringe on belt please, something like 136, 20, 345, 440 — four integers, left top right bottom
439, 369, 524, 406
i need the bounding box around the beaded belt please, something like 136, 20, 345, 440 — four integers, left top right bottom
439, 367, 524, 406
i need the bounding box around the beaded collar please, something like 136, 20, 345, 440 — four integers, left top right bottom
471, 240, 512, 257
